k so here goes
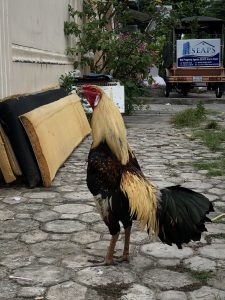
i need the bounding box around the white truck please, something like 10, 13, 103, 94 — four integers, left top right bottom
164, 16, 225, 98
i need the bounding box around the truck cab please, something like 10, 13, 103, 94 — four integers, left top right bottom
164, 16, 225, 98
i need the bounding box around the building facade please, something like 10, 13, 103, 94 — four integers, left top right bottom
0, 0, 82, 99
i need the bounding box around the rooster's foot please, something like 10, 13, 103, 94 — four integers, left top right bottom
87, 259, 118, 266
114, 255, 130, 263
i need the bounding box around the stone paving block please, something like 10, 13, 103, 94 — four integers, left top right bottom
189, 286, 225, 299
120, 284, 155, 300
38, 257, 57, 265
142, 269, 197, 290
49, 233, 71, 241
84, 240, 125, 257
204, 194, 219, 202
77, 212, 101, 223
56, 185, 76, 192
0, 279, 18, 299
0, 266, 8, 279
158, 258, 180, 267
33, 210, 59, 222
141, 242, 193, 259
182, 181, 213, 190
16, 213, 32, 219
1, 219, 39, 233
0, 188, 23, 197
199, 244, 225, 260
24, 191, 58, 199
2, 196, 26, 204
217, 260, 225, 269
63, 191, 93, 201
0, 232, 19, 240
12, 265, 71, 286
20, 230, 48, 244
203, 223, 225, 235
0, 203, 6, 209
53, 203, 93, 214
71, 230, 101, 244
214, 201, 225, 208
27, 198, 44, 203
62, 254, 96, 269
130, 231, 149, 244
60, 213, 79, 219
129, 255, 155, 273
184, 256, 216, 272
17, 286, 46, 298
209, 188, 225, 196
30, 241, 81, 257
207, 269, 225, 291
14, 203, 47, 212
0, 240, 27, 257
0, 210, 14, 221
43, 220, 86, 233
0, 252, 35, 269
76, 266, 136, 287
159, 290, 187, 300
92, 222, 110, 234
46, 281, 87, 300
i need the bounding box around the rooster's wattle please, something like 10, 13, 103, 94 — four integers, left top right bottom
82, 84, 213, 265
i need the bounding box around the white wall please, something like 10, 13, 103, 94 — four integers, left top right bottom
0, 0, 82, 99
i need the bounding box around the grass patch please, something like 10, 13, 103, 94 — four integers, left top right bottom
171, 102, 206, 128
190, 270, 215, 282
172, 103, 225, 177
213, 218, 225, 224
193, 156, 225, 176
193, 129, 225, 151
205, 120, 220, 130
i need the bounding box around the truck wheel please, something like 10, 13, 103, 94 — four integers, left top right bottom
215, 86, 222, 98
164, 89, 170, 97
164, 85, 170, 97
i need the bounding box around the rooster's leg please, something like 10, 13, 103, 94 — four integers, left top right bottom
88, 232, 119, 266
105, 232, 119, 264
115, 226, 131, 262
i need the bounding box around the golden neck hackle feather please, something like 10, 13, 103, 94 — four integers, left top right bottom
91, 86, 158, 234
91, 89, 129, 165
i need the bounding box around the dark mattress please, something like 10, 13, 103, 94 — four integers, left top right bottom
0, 88, 67, 187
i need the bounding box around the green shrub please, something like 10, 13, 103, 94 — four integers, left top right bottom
124, 81, 143, 115
59, 73, 74, 93
171, 103, 206, 128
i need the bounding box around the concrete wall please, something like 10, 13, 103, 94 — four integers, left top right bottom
0, 0, 82, 99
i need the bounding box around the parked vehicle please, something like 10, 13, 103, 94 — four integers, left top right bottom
163, 16, 225, 98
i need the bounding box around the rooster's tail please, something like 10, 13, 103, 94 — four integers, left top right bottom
121, 171, 213, 248
157, 185, 214, 248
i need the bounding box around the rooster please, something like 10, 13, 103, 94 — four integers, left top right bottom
81, 84, 213, 265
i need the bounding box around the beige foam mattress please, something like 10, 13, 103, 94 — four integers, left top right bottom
20, 94, 91, 187
0, 125, 22, 183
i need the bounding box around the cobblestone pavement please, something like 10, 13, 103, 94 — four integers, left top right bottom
0, 103, 225, 300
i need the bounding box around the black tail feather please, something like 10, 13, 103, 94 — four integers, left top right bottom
157, 185, 214, 249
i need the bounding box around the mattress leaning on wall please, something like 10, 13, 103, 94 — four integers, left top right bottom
0, 87, 68, 187
20, 94, 91, 187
